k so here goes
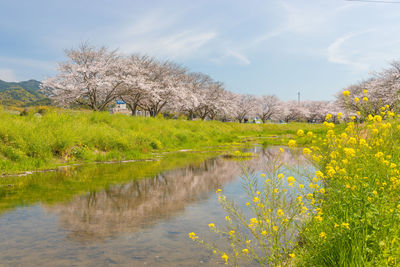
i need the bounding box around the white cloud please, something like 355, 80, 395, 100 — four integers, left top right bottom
119, 30, 217, 59
327, 30, 375, 70
111, 9, 218, 60
0, 69, 17, 82
226, 49, 251, 65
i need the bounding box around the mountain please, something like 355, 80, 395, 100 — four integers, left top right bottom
0, 79, 51, 106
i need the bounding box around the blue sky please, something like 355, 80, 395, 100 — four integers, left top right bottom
1, 0, 400, 100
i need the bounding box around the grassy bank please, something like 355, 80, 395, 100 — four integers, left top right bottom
0, 108, 325, 174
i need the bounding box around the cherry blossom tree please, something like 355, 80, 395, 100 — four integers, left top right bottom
140, 61, 187, 117
119, 55, 155, 115
42, 43, 125, 111
255, 95, 279, 123
233, 94, 257, 123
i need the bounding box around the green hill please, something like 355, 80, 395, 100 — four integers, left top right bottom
0, 79, 51, 106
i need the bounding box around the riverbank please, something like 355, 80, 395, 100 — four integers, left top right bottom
0, 108, 326, 175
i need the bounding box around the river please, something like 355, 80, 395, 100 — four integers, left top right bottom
0, 146, 311, 266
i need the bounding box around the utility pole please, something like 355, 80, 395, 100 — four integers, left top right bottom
298, 92, 300, 105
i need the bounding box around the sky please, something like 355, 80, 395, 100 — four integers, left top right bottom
1, 0, 400, 101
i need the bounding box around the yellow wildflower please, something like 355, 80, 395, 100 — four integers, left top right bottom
188, 232, 198, 240
242, 249, 249, 254
287, 176, 296, 186
303, 148, 312, 155
221, 253, 229, 263
277, 209, 284, 217
341, 222, 350, 229
297, 129, 304, 136
288, 139, 297, 147
261, 230, 267, 236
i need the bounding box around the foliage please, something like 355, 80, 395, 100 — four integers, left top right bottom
296, 102, 400, 266
0, 108, 325, 174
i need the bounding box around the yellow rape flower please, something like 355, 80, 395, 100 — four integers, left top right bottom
188, 232, 198, 240
288, 139, 297, 147
287, 176, 296, 186
261, 230, 267, 236
342, 90, 350, 97
325, 113, 332, 120
303, 148, 312, 155
221, 253, 229, 263
297, 129, 304, 136
277, 209, 284, 217
341, 222, 350, 229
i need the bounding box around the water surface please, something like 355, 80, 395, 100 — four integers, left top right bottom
0, 147, 310, 266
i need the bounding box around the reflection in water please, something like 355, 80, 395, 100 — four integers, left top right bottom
46, 147, 308, 243
0, 146, 311, 266
46, 159, 240, 242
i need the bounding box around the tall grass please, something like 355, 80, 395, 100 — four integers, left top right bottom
0, 108, 325, 174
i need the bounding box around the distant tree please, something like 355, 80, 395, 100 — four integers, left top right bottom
119, 54, 155, 115
42, 43, 125, 111
140, 61, 187, 117
233, 94, 257, 123
255, 95, 279, 123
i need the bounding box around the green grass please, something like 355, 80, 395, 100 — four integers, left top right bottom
0, 107, 326, 174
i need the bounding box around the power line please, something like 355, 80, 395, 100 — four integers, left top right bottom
346, 0, 400, 3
